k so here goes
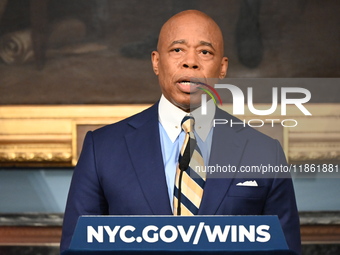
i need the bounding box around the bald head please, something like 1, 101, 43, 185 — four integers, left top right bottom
157, 10, 225, 55
151, 10, 228, 112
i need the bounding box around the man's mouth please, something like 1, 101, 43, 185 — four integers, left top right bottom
176, 78, 203, 93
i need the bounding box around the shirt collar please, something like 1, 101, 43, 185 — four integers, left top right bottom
158, 95, 215, 142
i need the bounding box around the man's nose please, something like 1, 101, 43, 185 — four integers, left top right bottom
182, 51, 199, 69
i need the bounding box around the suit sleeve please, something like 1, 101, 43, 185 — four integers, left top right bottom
263, 140, 301, 255
60, 131, 108, 253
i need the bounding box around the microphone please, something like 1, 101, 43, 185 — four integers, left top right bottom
177, 137, 197, 215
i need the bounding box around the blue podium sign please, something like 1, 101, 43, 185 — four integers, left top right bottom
63, 215, 295, 254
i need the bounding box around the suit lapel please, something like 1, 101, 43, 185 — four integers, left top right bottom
125, 104, 172, 215
199, 108, 248, 215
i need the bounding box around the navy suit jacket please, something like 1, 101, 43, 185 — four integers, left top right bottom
60, 103, 301, 254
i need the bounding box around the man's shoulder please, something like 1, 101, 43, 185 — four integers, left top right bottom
92, 103, 158, 138
214, 108, 286, 165
215, 107, 278, 145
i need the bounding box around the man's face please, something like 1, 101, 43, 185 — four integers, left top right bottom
152, 12, 228, 112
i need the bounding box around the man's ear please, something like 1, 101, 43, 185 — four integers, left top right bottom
219, 57, 228, 78
151, 51, 159, 75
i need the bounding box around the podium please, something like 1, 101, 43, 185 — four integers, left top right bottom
62, 216, 297, 255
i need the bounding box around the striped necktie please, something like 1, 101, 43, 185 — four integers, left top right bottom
173, 116, 206, 215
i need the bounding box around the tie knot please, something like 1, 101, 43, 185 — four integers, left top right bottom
181, 116, 195, 133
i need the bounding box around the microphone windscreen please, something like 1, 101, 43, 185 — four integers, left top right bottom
179, 138, 196, 171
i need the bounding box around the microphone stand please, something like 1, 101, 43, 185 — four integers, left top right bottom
177, 137, 197, 215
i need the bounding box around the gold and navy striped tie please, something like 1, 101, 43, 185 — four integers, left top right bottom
173, 116, 206, 215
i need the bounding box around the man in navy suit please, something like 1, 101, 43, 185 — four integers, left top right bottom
61, 10, 301, 254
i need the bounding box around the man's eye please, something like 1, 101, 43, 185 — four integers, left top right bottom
201, 50, 210, 55
173, 48, 181, 53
